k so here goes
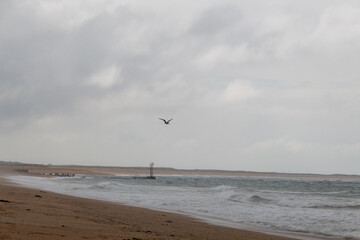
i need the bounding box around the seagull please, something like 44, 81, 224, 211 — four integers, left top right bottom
159, 118, 173, 124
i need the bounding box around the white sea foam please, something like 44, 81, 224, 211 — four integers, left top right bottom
7, 175, 360, 240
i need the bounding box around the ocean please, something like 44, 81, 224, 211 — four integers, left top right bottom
7, 175, 360, 240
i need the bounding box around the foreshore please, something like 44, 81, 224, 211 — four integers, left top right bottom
1, 164, 353, 240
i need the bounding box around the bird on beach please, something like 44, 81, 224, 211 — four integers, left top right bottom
159, 118, 173, 124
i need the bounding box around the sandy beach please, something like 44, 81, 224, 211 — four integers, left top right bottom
1, 164, 353, 240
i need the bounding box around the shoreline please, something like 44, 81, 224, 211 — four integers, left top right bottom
0, 165, 353, 240
4, 175, 336, 240
1, 163, 359, 180
5, 176, 333, 240
0, 175, 302, 240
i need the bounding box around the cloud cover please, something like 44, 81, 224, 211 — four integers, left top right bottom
1, 0, 360, 174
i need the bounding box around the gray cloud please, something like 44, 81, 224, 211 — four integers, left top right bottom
1, 0, 360, 174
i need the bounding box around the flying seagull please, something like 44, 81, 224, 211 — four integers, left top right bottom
159, 118, 173, 124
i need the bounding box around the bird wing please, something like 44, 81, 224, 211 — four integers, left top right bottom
168, 119, 173, 122
159, 118, 166, 122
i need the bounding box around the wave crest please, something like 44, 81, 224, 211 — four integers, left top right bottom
249, 195, 273, 204
308, 204, 360, 210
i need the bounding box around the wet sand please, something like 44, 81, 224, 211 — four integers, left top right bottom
2, 164, 352, 240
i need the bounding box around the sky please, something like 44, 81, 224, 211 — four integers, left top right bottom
1, 0, 360, 174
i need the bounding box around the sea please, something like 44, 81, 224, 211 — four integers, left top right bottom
7, 174, 360, 240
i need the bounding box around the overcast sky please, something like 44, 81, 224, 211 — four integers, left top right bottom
1, 0, 360, 174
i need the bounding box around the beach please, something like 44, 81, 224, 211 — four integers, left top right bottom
2, 164, 359, 240
0, 165, 311, 240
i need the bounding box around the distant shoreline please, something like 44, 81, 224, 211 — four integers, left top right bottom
1, 161, 359, 180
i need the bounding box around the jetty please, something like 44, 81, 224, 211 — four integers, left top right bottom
147, 162, 156, 179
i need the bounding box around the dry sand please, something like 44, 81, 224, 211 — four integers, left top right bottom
2, 164, 352, 240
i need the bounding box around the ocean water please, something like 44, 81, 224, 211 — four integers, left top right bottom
8, 175, 360, 239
